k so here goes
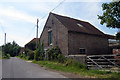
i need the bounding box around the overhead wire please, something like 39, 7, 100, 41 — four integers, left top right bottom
25, 0, 66, 43
36, 0, 66, 39
39, 0, 66, 20
25, 25, 36, 39
51, 0, 66, 12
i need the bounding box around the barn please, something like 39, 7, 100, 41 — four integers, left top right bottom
40, 12, 109, 56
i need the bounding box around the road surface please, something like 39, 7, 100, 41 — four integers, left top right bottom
2, 57, 66, 78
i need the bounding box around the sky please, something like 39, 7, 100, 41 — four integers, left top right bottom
0, 0, 118, 47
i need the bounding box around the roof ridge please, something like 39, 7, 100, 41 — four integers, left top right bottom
50, 12, 88, 23
50, 12, 106, 37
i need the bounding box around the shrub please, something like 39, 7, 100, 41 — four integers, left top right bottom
23, 48, 34, 60
20, 53, 23, 58
6, 54, 10, 59
46, 46, 86, 69
39, 42, 44, 60
2, 52, 10, 59
2, 52, 5, 58
34, 48, 40, 61
57, 54, 65, 63
26, 56, 30, 60
46, 46, 65, 63
24, 48, 31, 56
34, 42, 44, 61
27, 51, 34, 60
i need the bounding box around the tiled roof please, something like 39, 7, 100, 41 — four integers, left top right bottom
25, 38, 39, 46
51, 13, 106, 37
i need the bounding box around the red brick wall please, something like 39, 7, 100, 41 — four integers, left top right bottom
40, 14, 109, 56
40, 14, 69, 56
68, 32, 109, 55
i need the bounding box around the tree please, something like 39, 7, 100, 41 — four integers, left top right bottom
98, 1, 120, 28
116, 32, 120, 39
34, 42, 44, 61
39, 42, 44, 60
2, 41, 21, 57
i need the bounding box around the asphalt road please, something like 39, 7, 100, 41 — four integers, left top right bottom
2, 57, 66, 78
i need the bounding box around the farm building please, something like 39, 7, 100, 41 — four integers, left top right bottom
40, 12, 111, 57
25, 38, 39, 50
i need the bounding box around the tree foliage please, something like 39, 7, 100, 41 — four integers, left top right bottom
47, 46, 62, 60
34, 42, 44, 61
98, 1, 120, 28
2, 41, 21, 57
116, 32, 120, 39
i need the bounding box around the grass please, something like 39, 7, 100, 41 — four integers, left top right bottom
32, 60, 120, 79
16, 56, 28, 61
17, 56, 120, 79
2, 54, 10, 59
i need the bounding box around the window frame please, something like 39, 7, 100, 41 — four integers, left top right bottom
79, 48, 86, 54
48, 30, 52, 45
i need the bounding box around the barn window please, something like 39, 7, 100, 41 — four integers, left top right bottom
52, 19, 54, 25
48, 31, 52, 45
79, 48, 86, 54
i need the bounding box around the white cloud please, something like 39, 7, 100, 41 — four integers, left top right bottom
0, 6, 37, 24
6, 34, 34, 47
0, 0, 112, 2
54, 2, 101, 26
0, 34, 4, 46
0, 0, 60, 3
0, 19, 5, 24
0, 0, 116, 46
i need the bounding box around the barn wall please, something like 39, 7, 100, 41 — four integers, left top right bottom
68, 32, 109, 55
40, 14, 69, 56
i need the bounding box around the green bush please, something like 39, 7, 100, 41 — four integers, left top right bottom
24, 48, 31, 56
6, 54, 10, 59
34, 42, 44, 61
46, 46, 86, 69
27, 51, 34, 60
2, 52, 5, 58
23, 48, 34, 60
39, 42, 44, 60
20, 53, 23, 58
2, 52, 10, 59
34, 48, 40, 61
57, 54, 65, 63
46, 46, 65, 63
26, 56, 30, 60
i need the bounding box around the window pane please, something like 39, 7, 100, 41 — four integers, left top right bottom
79, 49, 85, 54
49, 31, 52, 44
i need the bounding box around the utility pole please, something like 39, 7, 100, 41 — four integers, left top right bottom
4, 33, 6, 45
36, 18, 39, 49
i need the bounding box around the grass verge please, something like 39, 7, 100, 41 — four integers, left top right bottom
17, 56, 120, 79
32, 60, 120, 79
16, 56, 28, 61
2, 54, 10, 59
